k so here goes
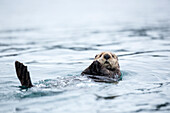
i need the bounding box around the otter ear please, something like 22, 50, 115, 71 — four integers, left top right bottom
116, 55, 119, 60
112, 53, 119, 60
95, 54, 98, 58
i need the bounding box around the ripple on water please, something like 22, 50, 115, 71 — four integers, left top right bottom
0, 0, 170, 112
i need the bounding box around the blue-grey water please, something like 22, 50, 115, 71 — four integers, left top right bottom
0, 0, 170, 113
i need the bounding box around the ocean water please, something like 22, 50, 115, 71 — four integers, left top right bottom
0, 0, 170, 113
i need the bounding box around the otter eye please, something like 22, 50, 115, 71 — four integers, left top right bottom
99, 54, 102, 57
112, 55, 115, 58
95, 55, 98, 58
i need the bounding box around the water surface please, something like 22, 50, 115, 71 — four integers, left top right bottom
0, 0, 170, 113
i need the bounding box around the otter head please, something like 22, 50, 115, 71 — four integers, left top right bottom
95, 52, 120, 70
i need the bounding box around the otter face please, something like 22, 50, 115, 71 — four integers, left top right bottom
95, 52, 119, 70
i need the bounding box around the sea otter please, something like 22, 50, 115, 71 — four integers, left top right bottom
15, 52, 121, 88
81, 52, 121, 82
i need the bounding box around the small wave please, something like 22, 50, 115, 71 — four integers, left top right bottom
15, 90, 64, 99
118, 50, 170, 57
0, 47, 31, 53
0, 43, 9, 47
95, 94, 119, 100
44, 45, 97, 51
0, 28, 37, 33
135, 102, 170, 112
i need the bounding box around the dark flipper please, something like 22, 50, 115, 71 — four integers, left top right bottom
81, 61, 102, 75
81, 60, 116, 77
81, 61, 121, 82
15, 61, 33, 88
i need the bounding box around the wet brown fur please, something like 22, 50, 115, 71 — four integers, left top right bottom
81, 52, 121, 80
95, 52, 120, 70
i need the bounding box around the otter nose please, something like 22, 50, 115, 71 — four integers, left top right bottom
104, 54, 110, 60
